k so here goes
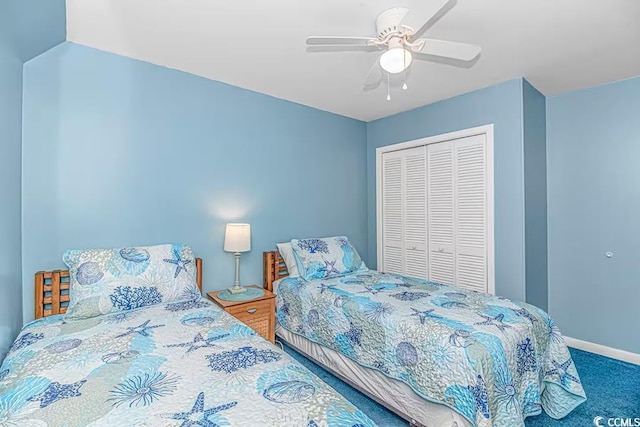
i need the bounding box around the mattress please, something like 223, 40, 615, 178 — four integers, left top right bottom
273, 272, 586, 427
0, 298, 375, 426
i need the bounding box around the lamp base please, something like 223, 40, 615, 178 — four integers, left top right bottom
228, 286, 247, 294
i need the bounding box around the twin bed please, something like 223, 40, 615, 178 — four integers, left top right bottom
0, 244, 373, 426
263, 237, 586, 427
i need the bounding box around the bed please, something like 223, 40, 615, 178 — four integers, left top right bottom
0, 244, 375, 427
264, 247, 587, 427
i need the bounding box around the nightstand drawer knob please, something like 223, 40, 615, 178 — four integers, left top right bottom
246, 308, 257, 314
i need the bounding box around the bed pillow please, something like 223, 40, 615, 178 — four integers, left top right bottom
291, 236, 367, 281
276, 242, 300, 277
63, 243, 199, 320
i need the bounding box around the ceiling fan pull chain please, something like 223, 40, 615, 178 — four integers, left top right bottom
403, 51, 408, 90
386, 73, 391, 101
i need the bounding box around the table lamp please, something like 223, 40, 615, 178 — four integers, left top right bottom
224, 223, 251, 294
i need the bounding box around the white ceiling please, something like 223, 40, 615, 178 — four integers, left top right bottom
66, 0, 640, 121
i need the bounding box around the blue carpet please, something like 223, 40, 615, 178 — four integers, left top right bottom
284, 344, 640, 426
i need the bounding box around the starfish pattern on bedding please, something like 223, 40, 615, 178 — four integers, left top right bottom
546, 357, 581, 387
321, 261, 340, 276
28, 380, 86, 408
163, 248, 192, 278
411, 308, 441, 324
475, 314, 512, 331
358, 285, 383, 295
511, 307, 538, 324
344, 323, 363, 346
115, 319, 165, 338
163, 392, 237, 427
165, 332, 230, 354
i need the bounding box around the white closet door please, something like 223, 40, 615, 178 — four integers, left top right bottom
427, 142, 455, 285
454, 134, 487, 292
381, 151, 404, 274
426, 134, 487, 290
380, 130, 489, 292
403, 146, 427, 279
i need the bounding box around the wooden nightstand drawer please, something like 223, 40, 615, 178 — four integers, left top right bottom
227, 299, 272, 317
207, 286, 276, 343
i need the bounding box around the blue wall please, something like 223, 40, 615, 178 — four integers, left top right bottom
4, 0, 66, 62
522, 80, 548, 310
0, 0, 65, 359
0, 15, 25, 358
366, 79, 527, 301
21, 42, 367, 323
547, 76, 640, 354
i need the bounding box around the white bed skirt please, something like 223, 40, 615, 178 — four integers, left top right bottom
277, 325, 471, 427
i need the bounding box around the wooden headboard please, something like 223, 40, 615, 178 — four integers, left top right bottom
263, 251, 289, 292
34, 258, 203, 319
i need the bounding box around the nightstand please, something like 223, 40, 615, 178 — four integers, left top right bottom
207, 286, 276, 343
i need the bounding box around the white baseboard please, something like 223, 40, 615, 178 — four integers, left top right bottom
564, 336, 640, 366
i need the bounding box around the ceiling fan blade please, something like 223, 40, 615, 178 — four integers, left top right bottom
306, 36, 375, 46
401, 0, 456, 39
363, 56, 384, 90
414, 39, 481, 62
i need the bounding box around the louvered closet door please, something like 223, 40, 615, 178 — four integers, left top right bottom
403, 147, 427, 279
426, 134, 488, 290
381, 147, 427, 278
427, 142, 455, 285
454, 134, 487, 292
381, 151, 404, 274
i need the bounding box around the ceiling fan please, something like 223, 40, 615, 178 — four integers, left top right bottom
306, 0, 481, 100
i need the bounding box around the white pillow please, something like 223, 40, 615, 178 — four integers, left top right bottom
276, 242, 300, 277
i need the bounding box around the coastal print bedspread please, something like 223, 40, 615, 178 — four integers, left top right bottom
276, 271, 586, 427
0, 299, 374, 427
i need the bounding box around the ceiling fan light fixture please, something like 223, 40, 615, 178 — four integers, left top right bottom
379, 47, 412, 74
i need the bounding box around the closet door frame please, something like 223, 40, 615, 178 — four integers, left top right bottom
375, 124, 495, 295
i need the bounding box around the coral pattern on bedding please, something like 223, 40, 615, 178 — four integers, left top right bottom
0, 299, 373, 427
275, 271, 586, 427
63, 244, 200, 320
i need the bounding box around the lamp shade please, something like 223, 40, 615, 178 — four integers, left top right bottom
224, 223, 251, 252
